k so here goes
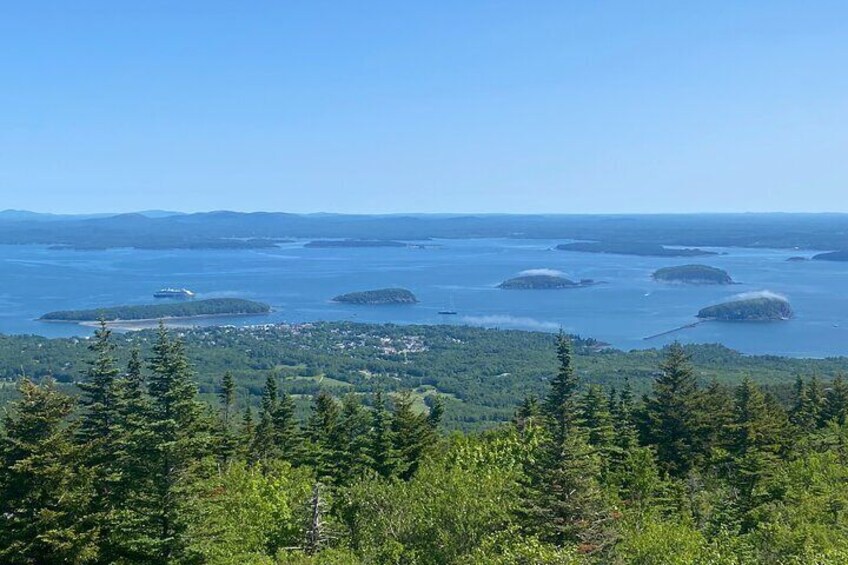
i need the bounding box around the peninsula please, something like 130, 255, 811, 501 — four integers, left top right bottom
305, 239, 408, 248
332, 288, 418, 305
557, 241, 717, 257
652, 264, 733, 285
40, 298, 271, 322
812, 250, 848, 262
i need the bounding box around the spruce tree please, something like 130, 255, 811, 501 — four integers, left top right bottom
143, 324, 211, 562
251, 374, 279, 463
391, 391, 436, 479
0, 378, 95, 564
824, 374, 848, 425
524, 334, 608, 549
274, 391, 303, 464
76, 321, 123, 561
215, 372, 238, 463
729, 377, 784, 522
336, 394, 374, 484
306, 390, 342, 480
643, 342, 703, 476
369, 390, 398, 478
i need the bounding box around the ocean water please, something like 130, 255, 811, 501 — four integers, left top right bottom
1, 240, 846, 358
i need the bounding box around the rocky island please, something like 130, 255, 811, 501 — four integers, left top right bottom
557, 241, 717, 257
498, 274, 596, 289
332, 288, 418, 305
697, 294, 793, 322
652, 264, 733, 285
40, 298, 271, 322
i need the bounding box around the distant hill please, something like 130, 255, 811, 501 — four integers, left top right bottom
3, 212, 848, 250
305, 239, 408, 248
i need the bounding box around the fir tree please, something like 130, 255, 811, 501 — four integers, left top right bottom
274, 391, 303, 464
369, 390, 398, 478
143, 324, 211, 562
824, 374, 848, 425
0, 378, 95, 563
643, 342, 703, 476
306, 390, 341, 480
524, 334, 608, 550
215, 371, 238, 463
251, 374, 279, 463
336, 394, 374, 484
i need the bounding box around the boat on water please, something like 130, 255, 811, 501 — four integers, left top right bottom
438, 294, 458, 315
153, 288, 196, 299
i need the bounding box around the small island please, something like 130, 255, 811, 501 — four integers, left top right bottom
305, 240, 408, 248
812, 250, 848, 262
498, 274, 596, 290
652, 264, 733, 285
557, 241, 717, 257
697, 295, 793, 322
332, 288, 418, 305
40, 298, 271, 322
786, 256, 810, 262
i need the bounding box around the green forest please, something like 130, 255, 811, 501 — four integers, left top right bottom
2, 323, 848, 563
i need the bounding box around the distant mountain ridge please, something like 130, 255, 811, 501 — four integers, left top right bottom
2, 211, 848, 250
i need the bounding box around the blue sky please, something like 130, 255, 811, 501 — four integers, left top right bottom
1, 1, 846, 214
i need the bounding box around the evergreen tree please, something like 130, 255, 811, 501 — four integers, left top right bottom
142, 324, 211, 562
582, 385, 615, 454
613, 378, 639, 454
215, 371, 238, 463
391, 391, 437, 480
514, 395, 542, 435
306, 390, 342, 480
240, 403, 255, 459
76, 321, 123, 562
336, 394, 374, 484
0, 378, 95, 563
274, 391, 303, 464
543, 332, 581, 444
791, 376, 826, 432
369, 390, 398, 478
111, 347, 158, 563
251, 374, 279, 463
699, 379, 734, 456
643, 343, 703, 476
524, 334, 608, 550
729, 377, 784, 522
824, 374, 848, 425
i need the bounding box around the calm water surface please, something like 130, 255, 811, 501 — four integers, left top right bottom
1, 240, 846, 357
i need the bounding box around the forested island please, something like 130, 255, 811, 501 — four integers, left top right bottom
305, 239, 408, 248
652, 264, 734, 284
498, 274, 597, 289
332, 288, 418, 305
812, 250, 848, 261
697, 295, 794, 321
40, 298, 271, 322
557, 241, 717, 257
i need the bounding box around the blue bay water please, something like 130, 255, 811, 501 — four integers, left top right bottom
1, 240, 846, 357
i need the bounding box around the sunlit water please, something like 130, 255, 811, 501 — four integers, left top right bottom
1, 240, 846, 357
